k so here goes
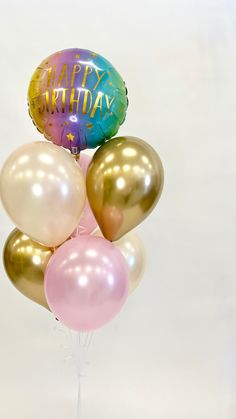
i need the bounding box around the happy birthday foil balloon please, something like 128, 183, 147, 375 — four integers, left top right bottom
86, 136, 164, 241
28, 48, 128, 154
3, 228, 53, 310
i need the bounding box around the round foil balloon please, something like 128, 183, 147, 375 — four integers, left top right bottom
28, 48, 128, 154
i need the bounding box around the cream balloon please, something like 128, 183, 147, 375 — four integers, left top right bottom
95, 230, 146, 293
114, 232, 146, 293
0, 142, 86, 247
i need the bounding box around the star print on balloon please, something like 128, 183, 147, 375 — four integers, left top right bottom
28, 48, 128, 153
66, 132, 75, 142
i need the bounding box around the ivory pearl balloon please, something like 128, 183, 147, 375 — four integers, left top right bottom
114, 232, 146, 293
95, 229, 145, 293
0, 142, 86, 247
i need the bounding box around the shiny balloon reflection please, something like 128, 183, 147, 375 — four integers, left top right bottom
86, 136, 164, 241
3, 228, 53, 309
0, 142, 86, 247
44, 236, 129, 331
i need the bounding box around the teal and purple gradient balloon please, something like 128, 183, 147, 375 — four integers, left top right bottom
28, 48, 128, 154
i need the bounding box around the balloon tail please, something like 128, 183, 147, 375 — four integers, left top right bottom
75, 332, 93, 419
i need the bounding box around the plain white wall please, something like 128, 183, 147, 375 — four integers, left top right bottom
0, 0, 235, 418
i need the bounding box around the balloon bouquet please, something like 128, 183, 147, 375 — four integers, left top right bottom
1, 48, 164, 411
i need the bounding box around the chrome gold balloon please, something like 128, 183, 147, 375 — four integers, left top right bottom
3, 229, 53, 310
86, 136, 164, 241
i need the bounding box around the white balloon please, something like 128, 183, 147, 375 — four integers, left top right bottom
0, 142, 86, 247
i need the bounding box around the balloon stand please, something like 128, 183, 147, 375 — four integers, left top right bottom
54, 323, 93, 419
75, 332, 93, 419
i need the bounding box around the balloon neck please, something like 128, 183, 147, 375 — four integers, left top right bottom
72, 153, 80, 161
71, 145, 81, 157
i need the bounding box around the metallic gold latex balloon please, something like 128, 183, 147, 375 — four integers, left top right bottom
86, 136, 164, 241
3, 229, 53, 310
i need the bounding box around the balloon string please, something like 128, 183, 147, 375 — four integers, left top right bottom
76, 332, 93, 419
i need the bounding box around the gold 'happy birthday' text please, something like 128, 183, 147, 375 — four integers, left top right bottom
31, 64, 115, 118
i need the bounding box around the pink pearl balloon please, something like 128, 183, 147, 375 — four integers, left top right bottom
71, 153, 98, 237
44, 236, 129, 331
